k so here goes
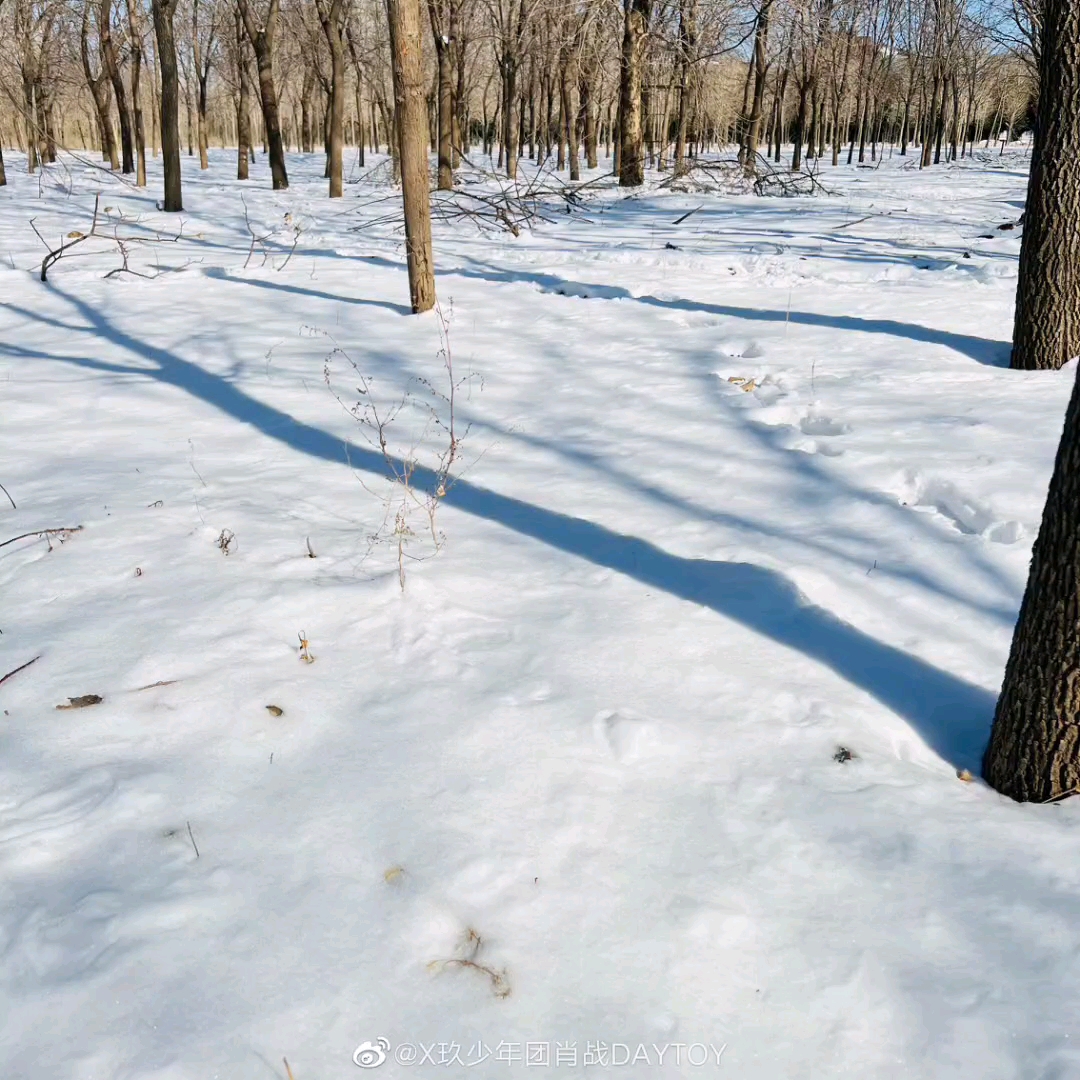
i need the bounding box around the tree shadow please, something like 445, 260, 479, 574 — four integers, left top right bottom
1, 285, 997, 771
203, 266, 412, 315
432, 257, 1011, 367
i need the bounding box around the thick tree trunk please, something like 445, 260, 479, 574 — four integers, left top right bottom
387, 0, 436, 314
1010, 0, 1080, 372
151, 0, 183, 211
984, 0, 1080, 803
618, 0, 650, 186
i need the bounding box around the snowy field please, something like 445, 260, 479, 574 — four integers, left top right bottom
2, 145, 1079, 1079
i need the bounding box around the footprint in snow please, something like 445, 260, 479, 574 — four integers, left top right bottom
898, 473, 1024, 544
595, 710, 658, 763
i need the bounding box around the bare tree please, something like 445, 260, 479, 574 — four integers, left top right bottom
387, 0, 435, 312
619, 0, 650, 185
237, 0, 289, 187
152, 0, 183, 208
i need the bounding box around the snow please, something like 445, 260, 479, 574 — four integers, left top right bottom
1, 147, 1079, 1080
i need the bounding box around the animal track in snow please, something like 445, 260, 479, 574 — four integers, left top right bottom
594, 709, 659, 763
898, 473, 1024, 544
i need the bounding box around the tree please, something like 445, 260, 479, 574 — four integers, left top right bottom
100, 0, 135, 172
1008, 0, 1080, 370
315, 0, 346, 196
427, 0, 454, 189
152, 0, 183, 210
618, 0, 650, 186
125, 0, 147, 184
983, 0, 1080, 802
387, 0, 435, 313
80, 0, 120, 169
237, 0, 289, 189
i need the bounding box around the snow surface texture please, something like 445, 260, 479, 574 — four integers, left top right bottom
1, 147, 1079, 1079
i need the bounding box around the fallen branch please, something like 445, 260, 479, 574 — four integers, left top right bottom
31, 195, 101, 281
0, 483, 15, 510
0, 526, 83, 551
0, 655, 41, 688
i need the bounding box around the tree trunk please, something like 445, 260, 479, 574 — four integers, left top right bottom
317, 0, 345, 196
80, 6, 120, 170
560, 57, 580, 181
151, 0, 183, 211
618, 0, 650, 186
387, 0, 436, 314
1009, 0, 1080, 372
236, 11, 251, 179
791, 80, 808, 172
100, 0, 135, 173
427, 0, 454, 190
125, 0, 147, 185
983, 0, 1080, 802
237, 0, 288, 189
742, 0, 772, 173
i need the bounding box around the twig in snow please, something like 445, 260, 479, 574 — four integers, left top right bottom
283, 1058, 296, 1080
672, 205, 703, 225
186, 821, 200, 858
0, 483, 15, 510
834, 213, 878, 231
0, 526, 83, 551
427, 928, 511, 998
0, 655, 41, 688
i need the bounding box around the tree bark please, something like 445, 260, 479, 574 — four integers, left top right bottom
316, 0, 345, 196
387, 0, 436, 314
237, 0, 289, 189
983, 0, 1080, 803
235, 10, 251, 179
100, 0, 135, 173
427, 0, 454, 190
1009, 0, 1080, 371
618, 0, 650, 186
125, 0, 147, 185
80, 4, 120, 170
742, 0, 773, 173
151, 0, 183, 211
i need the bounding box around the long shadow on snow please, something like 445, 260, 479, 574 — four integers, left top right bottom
415, 256, 1011, 367
4, 285, 997, 770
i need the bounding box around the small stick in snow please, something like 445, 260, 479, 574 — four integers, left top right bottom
0, 483, 15, 510
672, 205, 703, 225
305, 537, 316, 558
0, 526, 83, 551
0, 655, 40, 688
283, 1058, 296, 1080
834, 213, 878, 231
1041, 785, 1080, 804
186, 821, 200, 858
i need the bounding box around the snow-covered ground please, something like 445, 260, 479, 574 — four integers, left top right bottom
2, 145, 1079, 1080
